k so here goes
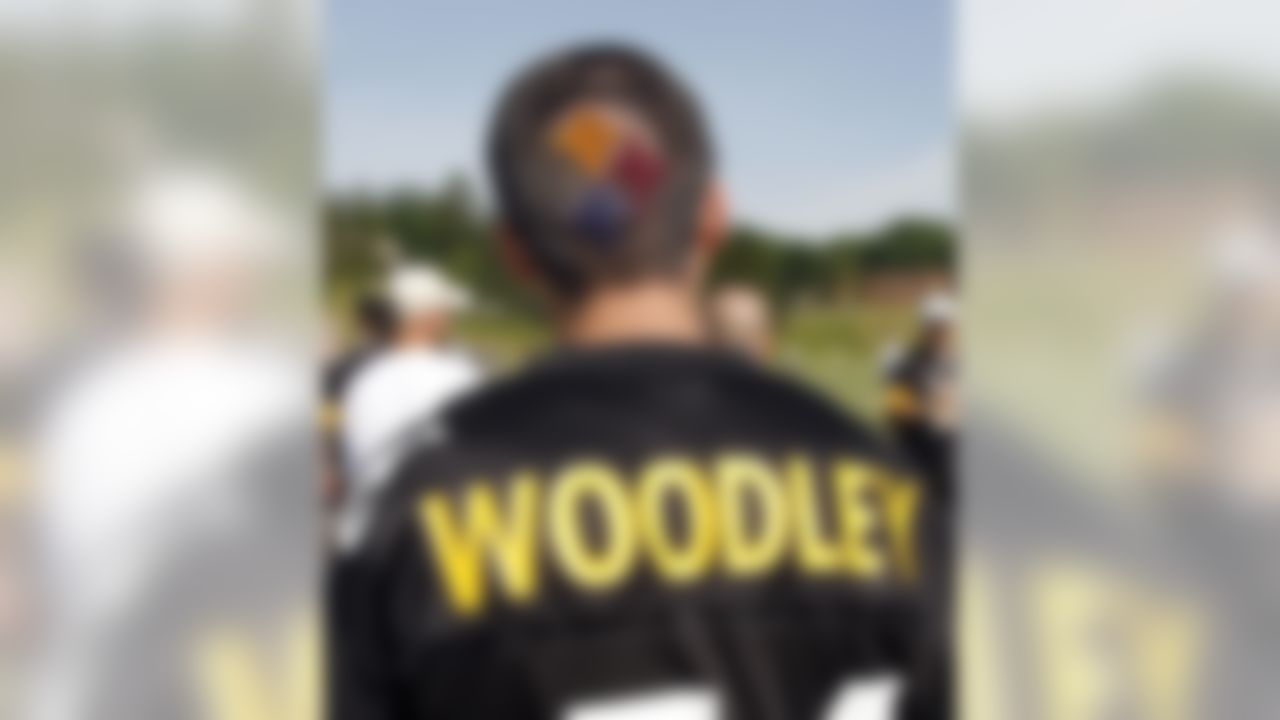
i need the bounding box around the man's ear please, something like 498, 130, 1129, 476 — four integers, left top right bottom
498, 226, 536, 285
695, 183, 728, 259
498, 226, 555, 303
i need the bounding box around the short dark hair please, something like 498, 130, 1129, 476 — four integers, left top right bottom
356, 293, 395, 341
488, 44, 714, 297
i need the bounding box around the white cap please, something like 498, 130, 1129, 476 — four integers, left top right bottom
920, 291, 956, 324
385, 264, 472, 316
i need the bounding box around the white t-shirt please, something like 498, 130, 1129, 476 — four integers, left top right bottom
34, 338, 307, 720
337, 346, 482, 548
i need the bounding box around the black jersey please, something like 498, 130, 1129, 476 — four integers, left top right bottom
330, 344, 948, 720
884, 344, 955, 499
321, 343, 381, 494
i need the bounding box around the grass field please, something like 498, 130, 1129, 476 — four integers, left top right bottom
455, 299, 918, 424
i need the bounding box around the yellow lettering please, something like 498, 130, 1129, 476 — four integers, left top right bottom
716, 453, 789, 578
418, 453, 919, 618
786, 455, 843, 576
548, 461, 638, 592
637, 457, 718, 584
419, 475, 541, 617
834, 460, 886, 579
195, 613, 318, 720
1033, 561, 1116, 720
880, 474, 923, 582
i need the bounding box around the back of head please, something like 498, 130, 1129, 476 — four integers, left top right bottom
355, 293, 394, 343
489, 44, 714, 299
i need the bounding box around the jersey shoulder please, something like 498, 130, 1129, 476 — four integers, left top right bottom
445, 347, 884, 446
358, 348, 903, 546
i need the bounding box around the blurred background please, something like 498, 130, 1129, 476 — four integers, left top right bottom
0, 1, 317, 718
964, 1, 1280, 717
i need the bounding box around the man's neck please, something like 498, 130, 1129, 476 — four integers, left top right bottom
561, 281, 706, 348
394, 331, 441, 351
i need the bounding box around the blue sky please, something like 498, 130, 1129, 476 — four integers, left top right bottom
327, 1, 952, 236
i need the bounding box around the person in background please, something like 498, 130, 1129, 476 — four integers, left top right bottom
709, 283, 776, 363
322, 294, 395, 505
336, 263, 482, 548
883, 291, 958, 497
326, 295, 396, 411
31, 167, 312, 720
1131, 216, 1280, 716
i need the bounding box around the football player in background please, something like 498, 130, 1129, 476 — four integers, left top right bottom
337, 264, 482, 548
322, 293, 395, 505
883, 292, 957, 498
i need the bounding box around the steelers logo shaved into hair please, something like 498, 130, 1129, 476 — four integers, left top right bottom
546, 101, 670, 249
489, 44, 713, 298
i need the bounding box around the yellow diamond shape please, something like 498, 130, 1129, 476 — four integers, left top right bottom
550, 104, 621, 178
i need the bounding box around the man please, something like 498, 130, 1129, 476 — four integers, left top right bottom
337, 263, 482, 548
326, 294, 396, 414
709, 283, 776, 364
331, 45, 947, 719
33, 167, 314, 720
323, 294, 395, 504
884, 292, 957, 498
